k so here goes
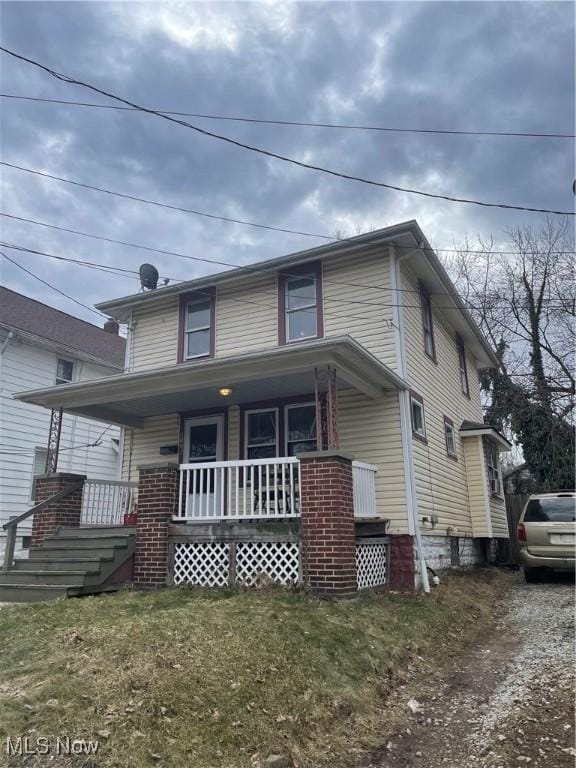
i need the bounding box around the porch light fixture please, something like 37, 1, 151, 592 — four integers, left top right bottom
218, 387, 233, 397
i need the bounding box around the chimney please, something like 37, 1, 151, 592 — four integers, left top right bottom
104, 318, 120, 335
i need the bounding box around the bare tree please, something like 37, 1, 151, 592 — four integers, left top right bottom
448, 217, 575, 490
451, 218, 575, 419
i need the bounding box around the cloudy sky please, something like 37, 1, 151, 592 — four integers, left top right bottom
0, 1, 574, 326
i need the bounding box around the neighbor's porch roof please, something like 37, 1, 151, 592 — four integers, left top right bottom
14, 336, 407, 429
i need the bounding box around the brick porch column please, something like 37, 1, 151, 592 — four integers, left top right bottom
388, 534, 416, 591
31, 473, 86, 548
133, 463, 178, 588
298, 451, 357, 597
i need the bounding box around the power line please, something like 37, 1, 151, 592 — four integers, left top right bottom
2, 92, 574, 140
2, 240, 568, 313
0, 249, 107, 319
2, 214, 572, 308
2, 163, 574, 258
1, 46, 573, 217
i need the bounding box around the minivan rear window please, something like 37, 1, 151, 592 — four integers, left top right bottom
524, 497, 576, 523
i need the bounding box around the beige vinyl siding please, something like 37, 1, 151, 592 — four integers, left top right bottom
122, 415, 180, 483
215, 274, 278, 357
228, 406, 241, 460
323, 250, 397, 369
129, 248, 399, 373
338, 390, 408, 533
462, 436, 492, 537
131, 298, 179, 371
402, 264, 485, 536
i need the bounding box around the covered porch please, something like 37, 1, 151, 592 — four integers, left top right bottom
17, 336, 407, 527
16, 337, 407, 595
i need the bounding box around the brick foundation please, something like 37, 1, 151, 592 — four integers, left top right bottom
133, 463, 178, 588
298, 451, 357, 597
31, 473, 86, 548
388, 534, 416, 591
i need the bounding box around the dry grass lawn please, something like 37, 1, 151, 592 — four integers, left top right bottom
0, 570, 510, 768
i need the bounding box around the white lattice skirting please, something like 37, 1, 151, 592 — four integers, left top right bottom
356, 539, 388, 589
172, 541, 300, 587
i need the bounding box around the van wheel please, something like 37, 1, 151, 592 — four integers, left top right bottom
523, 567, 543, 583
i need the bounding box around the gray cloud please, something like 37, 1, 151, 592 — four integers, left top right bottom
0, 1, 573, 324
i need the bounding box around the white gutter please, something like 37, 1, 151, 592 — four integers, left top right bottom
389, 245, 430, 593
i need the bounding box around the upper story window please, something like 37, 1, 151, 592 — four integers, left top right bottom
55, 358, 74, 385
419, 284, 436, 361
278, 262, 323, 345
410, 391, 427, 441
285, 403, 317, 455
456, 336, 470, 397
485, 441, 501, 496
444, 416, 457, 458
178, 290, 215, 362
245, 409, 278, 459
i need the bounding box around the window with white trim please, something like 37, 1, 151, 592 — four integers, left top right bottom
420, 287, 435, 360
30, 446, 48, 499
486, 441, 501, 495
410, 394, 426, 439
285, 403, 317, 455
444, 418, 457, 457
245, 409, 278, 460
55, 358, 74, 385
285, 275, 317, 342
184, 299, 212, 359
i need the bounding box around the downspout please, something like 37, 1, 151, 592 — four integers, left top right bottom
389, 245, 430, 593
118, 311, 134, 482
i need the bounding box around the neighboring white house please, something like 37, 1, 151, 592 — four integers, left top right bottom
0, 287, 126, 556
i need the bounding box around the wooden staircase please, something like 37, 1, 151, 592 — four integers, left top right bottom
0, 526, 136, 602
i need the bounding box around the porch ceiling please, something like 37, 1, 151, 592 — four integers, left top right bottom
14, 336, 407, 428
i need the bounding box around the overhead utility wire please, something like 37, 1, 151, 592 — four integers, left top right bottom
0, 241, 397, 327
2, 93, 574, 139
2, 164, 573, 259
2, 214, 572, 306
0, 249, 107, 318
2, 241, 567, 313
1, 47, 573, 217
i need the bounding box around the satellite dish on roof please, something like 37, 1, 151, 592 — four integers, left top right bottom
139, 263, 159, 291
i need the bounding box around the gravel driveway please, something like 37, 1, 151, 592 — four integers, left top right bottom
365, 573, 575, 768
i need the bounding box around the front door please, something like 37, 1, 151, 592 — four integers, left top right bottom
182, 415, 225, 517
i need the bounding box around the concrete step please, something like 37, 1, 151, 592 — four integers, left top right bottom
0, 584, 83, 602
0, 569, 100, 586
12, 557, 110, 572
29, 545, 128, 560
45, 534, 133, 548
56, 526, 136, 538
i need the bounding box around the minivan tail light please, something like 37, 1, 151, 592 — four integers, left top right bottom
517, 523, 527, 542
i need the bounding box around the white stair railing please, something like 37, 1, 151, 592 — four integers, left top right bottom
352, 461, 378, 517
177, 458, 301, 521
81, 479, 137, 526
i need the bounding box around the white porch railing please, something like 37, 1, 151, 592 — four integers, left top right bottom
176, 458, 301, 522
81, 479, 137, 526
352, 461, 378, 518
175, 457, 378, 522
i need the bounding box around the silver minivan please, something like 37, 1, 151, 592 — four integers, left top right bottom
517, 492, 576, 582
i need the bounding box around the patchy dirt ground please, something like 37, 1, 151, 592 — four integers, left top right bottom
363, 572, 575, 768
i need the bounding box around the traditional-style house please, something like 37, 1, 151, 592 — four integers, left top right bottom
2, 221, 510, 601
